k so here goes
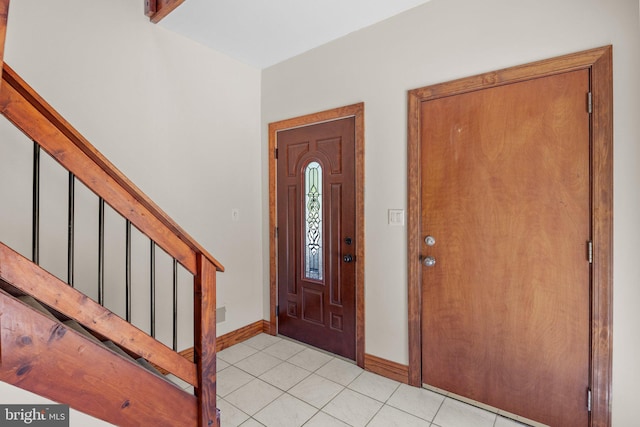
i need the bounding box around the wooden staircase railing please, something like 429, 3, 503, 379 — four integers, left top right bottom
0, 286, 199, 426
0, 62, 223, 426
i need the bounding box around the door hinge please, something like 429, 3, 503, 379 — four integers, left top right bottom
275, 226, 278, 238
587, 388, 592, 412
274, 148, 279, 159
587, 92, 593, 114
276, 305, 279, 316
588, 241, 593, 264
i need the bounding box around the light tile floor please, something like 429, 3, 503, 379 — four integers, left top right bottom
216, 334, 532, 427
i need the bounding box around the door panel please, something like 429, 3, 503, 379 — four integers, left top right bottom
277, 117, 356, 360
420, 70, 590, 426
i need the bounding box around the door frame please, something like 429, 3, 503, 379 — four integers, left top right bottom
268, 103, 365, 367
407, 46, 612, 426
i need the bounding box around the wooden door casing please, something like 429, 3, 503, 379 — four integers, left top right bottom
269, 103, 365, 368
407, 46, 613, 427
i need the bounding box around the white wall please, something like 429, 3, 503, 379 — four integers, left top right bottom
2, 0, 639, 425
1, 1, 263, 420
261, 0, 640, 425
2, 0, 263, 342
1, 1, 262, 420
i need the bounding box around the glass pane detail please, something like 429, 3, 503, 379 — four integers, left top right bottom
305, 161, 323, 280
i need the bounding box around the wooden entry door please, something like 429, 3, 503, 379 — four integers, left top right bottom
276, 117, 356, 360
420, 70, 591, 426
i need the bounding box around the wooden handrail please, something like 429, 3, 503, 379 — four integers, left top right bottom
0, 289, 198, 426
0, 63, 223, 275
0, 62, 221, 426
0, 242, 197, 386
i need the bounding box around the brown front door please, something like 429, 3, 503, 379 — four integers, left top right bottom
420, 70, 591, 426
277, 117, 356, 360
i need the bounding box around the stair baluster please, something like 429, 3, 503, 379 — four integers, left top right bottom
173, 257, 179, 351
0, 62, 223, 426
31, 140, 40, 264
150, 239, 156, 338
125, 219, 132, 322
67, 171, 75, 287
98, 196, 105, 305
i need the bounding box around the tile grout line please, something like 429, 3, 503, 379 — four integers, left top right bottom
227, 335, 506, 427
229, 337, 343, 427
430, 394, 447, 425
355, 379, 447, 427
296, 366, 350, 425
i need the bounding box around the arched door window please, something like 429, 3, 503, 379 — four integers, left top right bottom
304, 161, 323, 280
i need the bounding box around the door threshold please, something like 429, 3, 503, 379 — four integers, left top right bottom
422, 383, 548, 427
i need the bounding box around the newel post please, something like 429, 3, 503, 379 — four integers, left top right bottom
194, 254, 219, 427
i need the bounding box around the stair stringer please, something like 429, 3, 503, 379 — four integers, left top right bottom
0, 289, 197, 427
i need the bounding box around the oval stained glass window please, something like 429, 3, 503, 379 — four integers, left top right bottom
304, 161, 323, 280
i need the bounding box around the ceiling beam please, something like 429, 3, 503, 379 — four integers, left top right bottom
0, 0, 9, 82
145, 0, 185, 23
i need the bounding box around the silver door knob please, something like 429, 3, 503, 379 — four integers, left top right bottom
423, 256, 436, 267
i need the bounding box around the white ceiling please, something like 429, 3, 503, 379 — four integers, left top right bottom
159, 0, 432, 69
